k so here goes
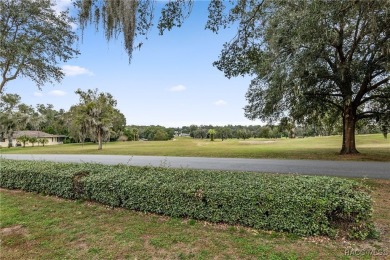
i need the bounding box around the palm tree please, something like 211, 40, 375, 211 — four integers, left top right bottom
208, 129, 216, 141
132, 128, 139, 141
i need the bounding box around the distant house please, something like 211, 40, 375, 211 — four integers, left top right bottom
0, 131, 66, 147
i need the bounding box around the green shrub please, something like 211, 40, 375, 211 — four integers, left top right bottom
0, 160, 92, 199
0, 159, 376, 239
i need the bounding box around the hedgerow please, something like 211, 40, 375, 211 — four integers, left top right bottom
0, 159, 377, 239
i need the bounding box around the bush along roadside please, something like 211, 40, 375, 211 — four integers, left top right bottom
0, 159, 377, 239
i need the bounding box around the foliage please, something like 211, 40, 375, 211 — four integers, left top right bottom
36, 104, 68, 135
16, 135, 29, 147
124, 127, 139, 141
130, 125, 174, 141
0, 159, 377, 239
66, 104, 89, 144
0, 160, 84, 199
236, 128, 252, 140
208, 129, 216, 141
0, 94, 30, 147
117, 135, 128, 142
72, 88, 125, 149
37, 138, 49, 147
76, 0, 193, 62
153, 129, 168, 141
28, 136, 37, 147
0, 0, 79, 93
208, 0, 390, 154
109, 109, 127, 140
74, 1, 389, 154
0, 93, 127, 146
215, 126, 232, 141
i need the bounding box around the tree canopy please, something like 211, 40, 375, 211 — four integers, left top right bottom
211, 0, 390, 154
0, 93, 30, 147
76, 0, 389, 154
0, 0, 79, 93
72, 88, 126, 150
2, 1, 387, 154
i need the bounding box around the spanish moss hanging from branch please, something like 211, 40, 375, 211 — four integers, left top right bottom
75, 0, 194, 63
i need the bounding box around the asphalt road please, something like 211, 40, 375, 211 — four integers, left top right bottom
1, 154, 389, 179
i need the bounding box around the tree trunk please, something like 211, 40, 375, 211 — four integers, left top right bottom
98, 129, 103, 150
289, 127, 296, 138
289, 120, 296, 138
340, 104, 359, 154
7, 130, 13, 148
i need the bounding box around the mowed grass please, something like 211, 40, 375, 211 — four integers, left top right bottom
1, 178, 389, 259
1, 134, 389, 161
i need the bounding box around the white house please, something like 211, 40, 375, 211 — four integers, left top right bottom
0, 131, 66, 147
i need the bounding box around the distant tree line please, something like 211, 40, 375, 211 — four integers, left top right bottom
1, 92, 386, 149
123, 125, 175, 141
123, 118, 385, 142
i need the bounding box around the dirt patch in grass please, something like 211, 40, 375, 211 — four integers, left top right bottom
0, 225, 28, 236
0, 225, 31, 251
70, 238, 89, 251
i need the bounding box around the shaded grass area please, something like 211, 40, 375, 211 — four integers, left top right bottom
1, 179, 389, 259
1, 134, 389, 161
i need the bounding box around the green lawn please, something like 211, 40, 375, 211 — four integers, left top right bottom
1, 178, 389, 259
1, 134, 389, 161
1, 134, 389, 258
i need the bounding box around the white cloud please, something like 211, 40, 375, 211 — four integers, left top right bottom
33, 92, 43, 97
51, 1, 78, 31
62, 65, 94, 76
52, 1, 79, 30
69, 22, 78, 31
168, 85, 186, 92
52, 0, 73, 14
49, 90, 66, 96
214, 99, 227, 106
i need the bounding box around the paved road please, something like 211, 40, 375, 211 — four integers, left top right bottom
1, 154, 389, 179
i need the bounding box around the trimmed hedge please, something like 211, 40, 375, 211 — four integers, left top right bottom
0, 159, 376, 239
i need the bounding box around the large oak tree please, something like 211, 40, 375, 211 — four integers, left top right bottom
77, 0, 390, 154
210, 0, 390, 154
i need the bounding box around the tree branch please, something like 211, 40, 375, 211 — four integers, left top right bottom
357, 111, 387, 120
368, 77, 389, 92
304, 92, 343, 111
347, 7, 365, 62
359, 94, 390, 105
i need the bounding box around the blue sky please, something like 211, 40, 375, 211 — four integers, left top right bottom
5, 0, 259, 127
